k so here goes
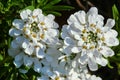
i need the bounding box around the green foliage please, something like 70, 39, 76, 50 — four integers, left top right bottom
0, 0, 74, 80
112, 5, 120, 35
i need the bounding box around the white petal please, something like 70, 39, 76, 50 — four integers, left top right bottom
23, 27, 30, 35
90, 75, 102, 80
45, 55, 53, 62
61, 25, 69, 39
89, 75, 96, 80
47, 14, 55, 20
46, 48, 61, 56
23, 55, 33, 66
71, 60, 78, 68
46, 29, 58, 37
102, 26, 110, 32
104, 30, 119, 46
105, 19, 115, 28
88, 57, 98, 71
44, 17, 53, 28
87, 51, 93, 57
38, 14, 45, 22
64, 37, 75, 46
41, 59, 50, 66
88, 14, 97, 25
20, 9, 32, 20
96, 15, 104, 28
96, 57, 108, 66
105, 37, 119, 46
71, 22, 83, 32
12, 19, 24, 29
53, 22, 59, 28
71, 47, 81, 53
87, 7, 98, 15
96, 77, 102, 80
74, 34, 81, 40
11, 39, 19, 48
36, 48, 45, 58
44, 37, 58, 45
24, 43, 34, 55
14, 53, 23, 61
67, 14, 78, 24
74, 11, 86, 24
79, 54, 88, 64
34, 60, 42, 73
78, 39, 84, 46
33, 9, 42, 16
9, 28, 21, 37
100, 46, 114, 57
14, 53, 24, 68
14, 60, 23, 68
22, 41, 29, 49
105, 29, 118, 37
59, 60, 66, 68
62, 46, 72, 55
37, 76, 49, 80
41, 66, 51, 75
8, 48, 19, 57
16, 36, 25, 44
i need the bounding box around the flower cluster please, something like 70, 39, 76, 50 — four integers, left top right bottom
61, 7, 119, 71
8, 7, 119, 80
8, 9, 62, 79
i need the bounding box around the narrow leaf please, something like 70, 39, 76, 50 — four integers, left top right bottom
46, 0, 61, 6
43, 5, 74, 11
24, 6, 35, 10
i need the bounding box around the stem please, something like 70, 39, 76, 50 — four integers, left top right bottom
31, 0, 35, 7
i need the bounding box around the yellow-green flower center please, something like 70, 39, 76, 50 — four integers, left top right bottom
30, 22, 39, 33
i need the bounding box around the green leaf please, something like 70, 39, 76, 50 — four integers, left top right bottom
112, 4, 120, 34
117, 63, 120, 75
44, 11, 62, 16
20, 73, 29, 80
37, 0, 48, 8
112, 4, 119, 20
0, 2, 4, 11
24, 6, 35, 10
46, 0, 61, 6
0, 67, 8, 78
117, 53, 120, 56
37, 0, 48, 4
107, 61, 114, 69
0, 54, 3, 61
42, 5, 74, 16
43, 5, 74, 11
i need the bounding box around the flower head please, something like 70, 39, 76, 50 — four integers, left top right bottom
61, 7, 119, 71
8, 8, 60, 75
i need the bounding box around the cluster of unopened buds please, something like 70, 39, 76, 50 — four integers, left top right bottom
8, 7, 119, 80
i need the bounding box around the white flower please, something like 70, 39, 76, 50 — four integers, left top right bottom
37, 75, 49, 80
32, 58, 42, 73
88, 75, 102, 80
45, 48, 62, 67
9, 8, 59, 45
50, 71, 67, 80
8, 8, 60, 76
61, 7, 119, 71
65, 63, 102, 80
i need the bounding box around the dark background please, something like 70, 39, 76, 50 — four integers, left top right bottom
56, 0, 120, 26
